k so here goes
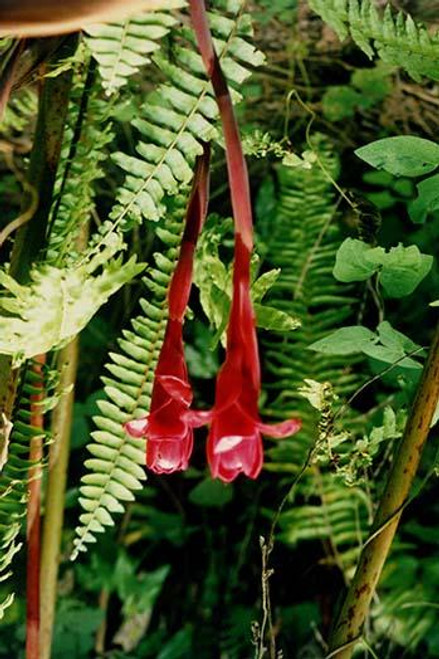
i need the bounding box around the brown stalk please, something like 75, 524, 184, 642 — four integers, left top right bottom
328, 322, 439, 658
0, 0, 172, 37
39, 339, 79, 659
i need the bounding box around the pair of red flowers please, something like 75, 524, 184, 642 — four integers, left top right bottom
125, 1, 301, 482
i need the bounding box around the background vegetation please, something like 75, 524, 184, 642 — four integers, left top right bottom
0, 0, 439, 657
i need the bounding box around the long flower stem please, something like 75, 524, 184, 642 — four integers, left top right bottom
39, 339, 79, 659
188, 0, 260, 388
188, 0, 253, 250
26, 354, 46, 659
328, 322, 439, 658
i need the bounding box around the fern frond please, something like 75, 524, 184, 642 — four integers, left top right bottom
0, 363, 46, 617
71, 200, 184, 559
84, 2, 183, 96
262, 145, 361, 468
0, 236, 144, 366
111, 2, 265, 229
308, 0, 439, 81
278, 473, 370, 574
261, 140, 369, 574
47, 68, 114, 266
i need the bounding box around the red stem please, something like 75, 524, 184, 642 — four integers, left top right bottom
188, 0, 253, 251
189, 0, 260, 385
26, 354, 45, 659
168, 144, 211, 322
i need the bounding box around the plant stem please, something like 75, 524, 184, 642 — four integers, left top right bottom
26, 354, 46, 659
39, 339, 79, 659
328, 322, 439, 658
0, 35, 77, 423
188, 0, 253, 251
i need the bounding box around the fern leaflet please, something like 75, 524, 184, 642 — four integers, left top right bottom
84, 2, 183, 96
308, 0, 439, 81
111, 1, 265, 229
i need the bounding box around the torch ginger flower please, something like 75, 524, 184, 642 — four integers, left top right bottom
125, 146, 210, 474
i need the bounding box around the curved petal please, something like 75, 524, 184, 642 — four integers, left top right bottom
257, 418, 302, 438
156, 375, 193, 406
124, 417, 149, 438
213, 434, 245, 454
184, 409, 213, 428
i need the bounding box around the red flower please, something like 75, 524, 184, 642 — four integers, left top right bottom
125, 147, 210, 474
206, 238, 302, 483
189, 1, 302, 482
126, 319, 195, 473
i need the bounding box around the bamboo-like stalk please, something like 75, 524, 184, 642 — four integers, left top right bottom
39, 339, 79, 659
26, 355, 46, 659
328, 323, 439, 658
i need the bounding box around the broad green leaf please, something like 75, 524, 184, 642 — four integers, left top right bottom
409, 173, 439, 224
377, 321, 423, 355
379, 245, 433, 297
334, 239, 433, 297
356, 137, 439, 178
251, 268, 280, 302
308, 326, 376, 355
333, 238, 384, 282
361, 343, 422, 370
189, 479, 233, 508
254, 304, 301, 332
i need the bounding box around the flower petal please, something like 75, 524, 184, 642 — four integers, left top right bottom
184, 409, 213, 428
257, 418, 302, 438
213, 434, 245, 454
157, 375, 193, 406
124, 417, 149, 438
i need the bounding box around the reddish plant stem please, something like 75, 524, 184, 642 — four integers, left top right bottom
188, 0, 260, 386
188, 0, 253, 251
168, 143, 210, 322
26, 354, 45, 659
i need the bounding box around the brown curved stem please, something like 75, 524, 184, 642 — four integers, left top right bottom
328, 322, 439, 658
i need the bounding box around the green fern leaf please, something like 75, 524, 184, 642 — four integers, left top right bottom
0, 236, 144, 366
260, 139, 368, 574
84, 2, 184, 96
308, 0, 439, 81
47, 65, 115, 266
0, 363, 47, 617
111, 2, 265, 229
71, 202, 184, 559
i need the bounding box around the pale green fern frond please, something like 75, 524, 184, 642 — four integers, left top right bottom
262, 148, 361, 470
71, 201, 184, 559
0, 235, 144, 366
84, 2, 184, 96
308, 0, 439, 81
111, 1, 265, 228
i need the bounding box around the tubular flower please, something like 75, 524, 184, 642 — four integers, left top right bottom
206, 237, 301, 483
125, 146, 210, 474
189, 0, 302, 482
